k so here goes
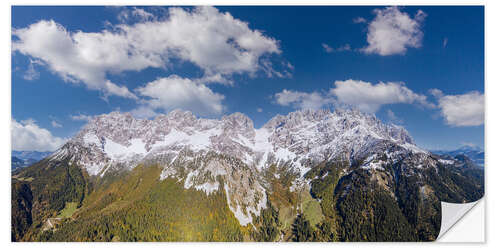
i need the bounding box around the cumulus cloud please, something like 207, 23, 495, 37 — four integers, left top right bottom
23, 59, 43, 81
118, 7, 156, 23
353, 17, 367, 23
322, 43, 351, 53
136, 75, 225, 116
23, 63, 39, 81
330, 79, 432, 113
429, 88, 444, 98
51, 120, 62, 128
274, 79, 431, 113
436, 91, 484, 127
362, 7, 426, 56
274, 89, 334, 110
12, 119, 67, 151
387, 109, 403, 124
12, 6, 287, 99
70, 114, 94, 122
272, 79, 483, 128
12, 20, 137, 99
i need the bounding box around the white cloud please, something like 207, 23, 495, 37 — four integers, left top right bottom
12, 119, 67, 151
322, 43, 334, 53
273, 79, 431, 113
195, 73, 233, 86
132, 8, 154, 21
118, 7, 156, 23
362, 7, 426, 56
130, 105, 158, 119
23, 59, 43, 81
274, 89, 333, 110
330, 79, 431, 113
429, 88, 444, 98
12, 20, 137, 99
336, 44, 351, 52
12, 6, 287, 99
23, 63, 38, 81
443, 37, 448, 48
322, 43, 351, 53
136, 75, 225, 115
272, 79, 483, 128
51, 120, 62, 128
353, 17, 367, 23
115, 6, 286, 77
257, 108, 263, 113
436, 91, 484, 127
387, 109, 403, 124
70, 114, 94, 122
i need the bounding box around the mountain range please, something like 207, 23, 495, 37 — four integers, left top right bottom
11, 151, 53, 171
11, 109, 484, 242
431, 146, 484, 167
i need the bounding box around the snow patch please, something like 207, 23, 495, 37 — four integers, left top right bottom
184, 170, 198, 189
439, 159, 455, 165
401, 143, 427, 154
159, 165, 177, 180
360, 155, 386, 171
223, 183, 258, 226
85, 163, 105, 176
232, 205, 252, 226
151, 128, 221, 152
83, 133, 100, 146
104, 138, 147, 160
194, 182, 219, 195
245, 189, 267, 221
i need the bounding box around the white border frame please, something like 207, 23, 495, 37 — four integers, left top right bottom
2, 0, 496, 248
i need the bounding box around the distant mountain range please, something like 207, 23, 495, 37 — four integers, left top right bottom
11, 151, 52, 171
431, 146, 484, 167
11, 109, 484, 242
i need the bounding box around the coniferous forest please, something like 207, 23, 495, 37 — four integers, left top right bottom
12, 156, 483, 242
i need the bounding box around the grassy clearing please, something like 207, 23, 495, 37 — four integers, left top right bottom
58, 202, 78, 218
302, 198, 323, 226
12, 175, 34, 182
299, 186, 324, 227
278, 205, 296, 230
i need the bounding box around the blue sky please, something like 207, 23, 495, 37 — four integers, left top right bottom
11, 6, 484, 152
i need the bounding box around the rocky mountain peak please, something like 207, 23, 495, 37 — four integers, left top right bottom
43, 108, 447, 226
165, 109, 196, 124
222, 112, 254, 129
55, 108, 425, 179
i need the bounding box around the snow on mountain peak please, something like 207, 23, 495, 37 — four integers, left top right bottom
52, 108, 423, 177
46, 108, 434, 226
